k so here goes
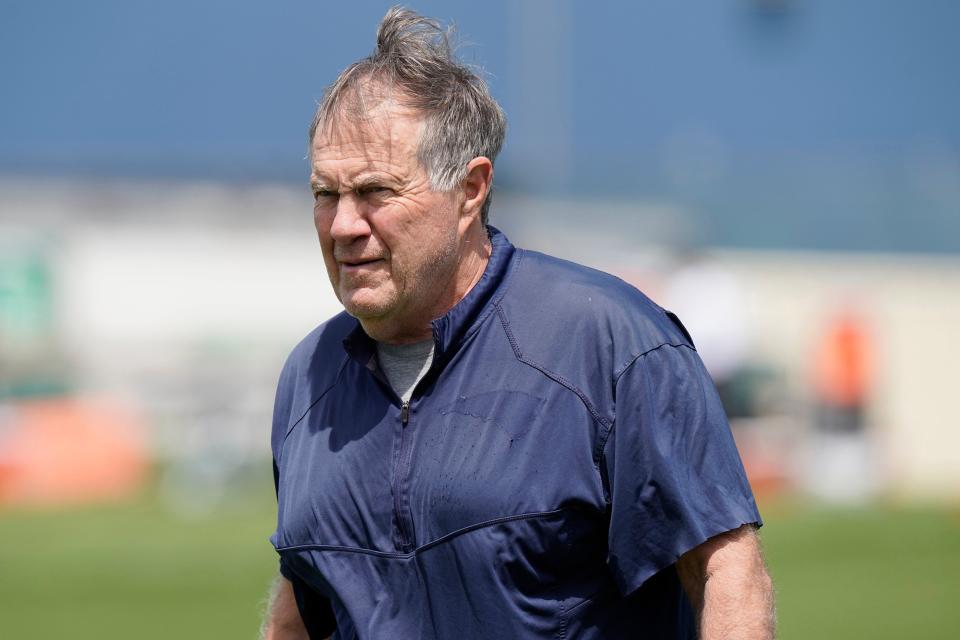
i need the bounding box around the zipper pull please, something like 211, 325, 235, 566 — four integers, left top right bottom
400, 401, 410, 426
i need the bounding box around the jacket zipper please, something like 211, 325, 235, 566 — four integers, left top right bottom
367, 364, 416, 552
394, 399, 415, 551
383, 348, 436, 553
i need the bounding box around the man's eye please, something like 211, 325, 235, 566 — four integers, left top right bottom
313, 189, 337, 199
358, 186, 390, 196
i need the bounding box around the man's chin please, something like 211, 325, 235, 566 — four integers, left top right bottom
340, 290, 395, 321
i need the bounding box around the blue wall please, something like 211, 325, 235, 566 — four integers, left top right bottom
3, 1, 958, 252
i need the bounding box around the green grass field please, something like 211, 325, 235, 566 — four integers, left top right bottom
760, 500, 960, 638
1, 486, 958, 639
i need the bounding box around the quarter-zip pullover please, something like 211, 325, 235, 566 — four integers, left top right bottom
270, 227, 761, 639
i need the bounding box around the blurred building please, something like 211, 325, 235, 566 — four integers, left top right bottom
1, 181, 959, 503
2, 1, 958, 506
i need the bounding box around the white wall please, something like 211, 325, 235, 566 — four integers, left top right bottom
4, 182, 958, 498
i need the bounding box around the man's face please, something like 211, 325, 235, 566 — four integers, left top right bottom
310, 101, 462, 331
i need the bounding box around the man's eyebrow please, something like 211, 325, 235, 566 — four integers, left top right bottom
310, 172, 395, 192
351, 173, 393, 189
309, 175, 333, 189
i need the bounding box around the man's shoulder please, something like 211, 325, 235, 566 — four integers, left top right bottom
490, 247, 695, 425
271, 311, 355, 458
503, 248, 693, 363
277, 311, 355, 390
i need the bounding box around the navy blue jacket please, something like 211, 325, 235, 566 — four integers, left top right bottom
270, 227, 761, 639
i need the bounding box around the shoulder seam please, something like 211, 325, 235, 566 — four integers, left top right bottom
495, 302, 612, 429
613, 342, 696, 383
455, 247, 525, 349
277, 354, 350, 464
493, 245, 524, 305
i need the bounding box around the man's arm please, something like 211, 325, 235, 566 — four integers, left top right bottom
261, 575, 325, 640
676, 524, 775, 640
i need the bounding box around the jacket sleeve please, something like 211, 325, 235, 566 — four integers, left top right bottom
270, 352, 338, 638
603, 343, 762, 596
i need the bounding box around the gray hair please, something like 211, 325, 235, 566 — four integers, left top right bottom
308, 6, 506, 226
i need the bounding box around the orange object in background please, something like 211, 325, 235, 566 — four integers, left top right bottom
813, 308, 873, 408
0, 397, 148, 507
740, 451, 790, 501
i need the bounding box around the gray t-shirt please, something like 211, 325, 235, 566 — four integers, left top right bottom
376, 339, 435, 403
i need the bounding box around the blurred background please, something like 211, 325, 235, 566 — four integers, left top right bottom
1, 0, 958, 637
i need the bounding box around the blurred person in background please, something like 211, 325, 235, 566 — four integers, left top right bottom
662, 248, 752, 419
262, 7, 773, 640
806, 304, 878, 502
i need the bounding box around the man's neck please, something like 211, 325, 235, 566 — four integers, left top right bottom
361, 226, 492, 345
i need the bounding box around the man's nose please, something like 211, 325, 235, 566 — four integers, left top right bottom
328, 193, 371, 242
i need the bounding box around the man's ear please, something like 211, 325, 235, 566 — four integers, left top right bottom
460, 157, 494, 221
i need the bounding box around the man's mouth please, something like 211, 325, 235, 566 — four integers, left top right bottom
340, 258, 384, 268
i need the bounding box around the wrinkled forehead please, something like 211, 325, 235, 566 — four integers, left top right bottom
311, 87, 426, 166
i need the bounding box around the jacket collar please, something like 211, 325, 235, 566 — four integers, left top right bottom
342, 226, 515, 367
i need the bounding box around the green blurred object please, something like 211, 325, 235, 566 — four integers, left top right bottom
0, 492, 957, 638
0, 241, 54, 341
0, 236, 69, 399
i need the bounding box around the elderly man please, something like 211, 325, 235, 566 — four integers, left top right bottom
263, 7, 774, 640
